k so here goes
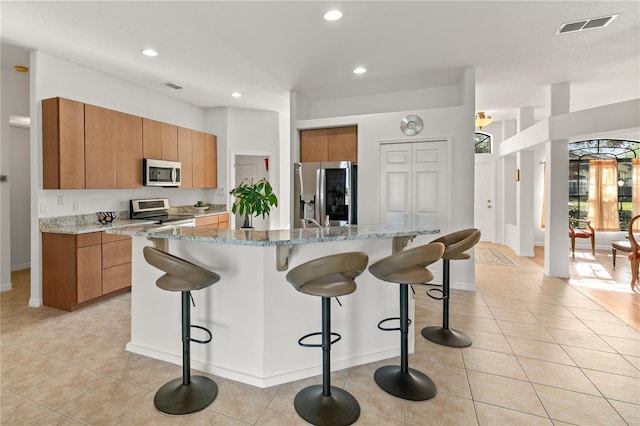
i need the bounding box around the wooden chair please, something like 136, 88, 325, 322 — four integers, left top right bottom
627, 215, 640, 293
569, 218, 595, 257
611, 239, 631, 267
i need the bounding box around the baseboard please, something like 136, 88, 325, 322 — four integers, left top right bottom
451, 281, 476, 291
11, 262, 30, 272
126, 342, 401, 389
0, 282, 12, 292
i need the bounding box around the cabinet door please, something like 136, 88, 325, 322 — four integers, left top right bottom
204, 133, 217, 188
192, 130, 205, 188
161, 123, 178, 161
102, 263, 131, 294
142, 118, 162, 159
195, 215, 219, 227
328, 126, 357, 163
42, 97, 85, 189
42, 233, 77, 310
300, 129, 328, 162
77, 244, 102, 303
178, 127, 193, 188
85, 105, 118, 188
102, 238, 132, 269
218, 213, 230, 229
116, 111, 143, 188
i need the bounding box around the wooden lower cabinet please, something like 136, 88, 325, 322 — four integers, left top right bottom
195, 213, 229, 229
42, 231, 132, 311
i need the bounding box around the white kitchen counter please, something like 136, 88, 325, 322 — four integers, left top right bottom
108, 224, 441, 388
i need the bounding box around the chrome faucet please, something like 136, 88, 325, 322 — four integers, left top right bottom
304, 218, 322, 228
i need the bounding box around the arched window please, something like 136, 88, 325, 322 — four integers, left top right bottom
475, 132, 492, 154
569, 139, 640, 230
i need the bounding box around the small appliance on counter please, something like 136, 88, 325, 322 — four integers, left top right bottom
143, 158, 182, 187
130, 198, 195, 226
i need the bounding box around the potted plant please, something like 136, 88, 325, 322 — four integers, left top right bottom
230, 177, 278, 228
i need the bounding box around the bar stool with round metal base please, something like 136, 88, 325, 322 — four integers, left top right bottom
368, 242, 445, 401
286, 252, 369, 426
143, 246, 221, 415
421, 229, 481, 348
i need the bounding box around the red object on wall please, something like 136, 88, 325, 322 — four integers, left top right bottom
264, 158, 269, 171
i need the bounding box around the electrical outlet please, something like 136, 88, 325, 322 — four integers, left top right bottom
73, 201, 80, 211
40, 202, 48, 214
57, 195, 64, 205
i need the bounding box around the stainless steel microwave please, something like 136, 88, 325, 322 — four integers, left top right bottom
143, 158, 181, 187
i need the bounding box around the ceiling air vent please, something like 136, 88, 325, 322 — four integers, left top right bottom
161, 82, 183, 90
556, 14, 619, 34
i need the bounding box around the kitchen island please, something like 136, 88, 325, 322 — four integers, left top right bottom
108, 224, 440, 388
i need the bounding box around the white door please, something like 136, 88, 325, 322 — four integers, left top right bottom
234, 155, 269, 229
474, 161, 496, 241
379, 141, 448, 229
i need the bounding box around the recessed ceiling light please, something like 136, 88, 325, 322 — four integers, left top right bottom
231, 92, 242, 98
353, 67, 367, 74
141, 48, 158, 57
324, 10, 343, 21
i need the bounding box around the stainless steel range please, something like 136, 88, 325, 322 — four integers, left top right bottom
130, 198, 195, 226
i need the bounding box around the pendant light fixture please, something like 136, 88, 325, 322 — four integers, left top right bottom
475, 112, 493, 129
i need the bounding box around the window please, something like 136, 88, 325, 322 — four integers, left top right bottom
569, 139, 640, 230
475, 132, 492, 154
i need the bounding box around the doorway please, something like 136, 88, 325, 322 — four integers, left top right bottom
474, 160, 496, 241
233, 155, 270, 229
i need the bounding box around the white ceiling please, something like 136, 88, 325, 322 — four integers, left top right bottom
1, 1, 638, 123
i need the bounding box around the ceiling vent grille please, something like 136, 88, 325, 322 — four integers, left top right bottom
161, 82, 183, 90
556, 14, 619, 34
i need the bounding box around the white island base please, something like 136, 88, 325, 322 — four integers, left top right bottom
123, 228, 438, 388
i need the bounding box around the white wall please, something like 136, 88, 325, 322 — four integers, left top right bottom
9, 124, 30, 271
294, 69, 477, 289
308, 85, 462, 119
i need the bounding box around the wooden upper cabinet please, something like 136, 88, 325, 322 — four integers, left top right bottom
115, 111, 143, 188
42, 97, 85, 189
85, 105, 118, 189
161, 123, 178, 161
142, 118, 162, 159
300, 126, 357, 163
328, 126, 357, 163
204, 133, 217, 188
300, 128, 329, 162
42, 97, 216, 190
143, 118, 178, 161
177, 126, 193, 188
192, 130, 205, 188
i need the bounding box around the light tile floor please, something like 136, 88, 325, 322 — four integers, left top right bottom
1, 243, 639, 425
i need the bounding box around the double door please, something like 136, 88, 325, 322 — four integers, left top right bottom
379, 141, 448, 229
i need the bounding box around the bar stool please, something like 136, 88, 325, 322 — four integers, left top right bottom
421, 229, 481, 348
143, 246, 220, 415
286, 252, 369, 426
368, 242, 445, 401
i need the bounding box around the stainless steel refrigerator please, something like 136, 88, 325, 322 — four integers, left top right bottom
293, 161, 357, 228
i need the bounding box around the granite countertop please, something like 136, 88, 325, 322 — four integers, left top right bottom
106, 223, 440, 246
39, 204, 228, 234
